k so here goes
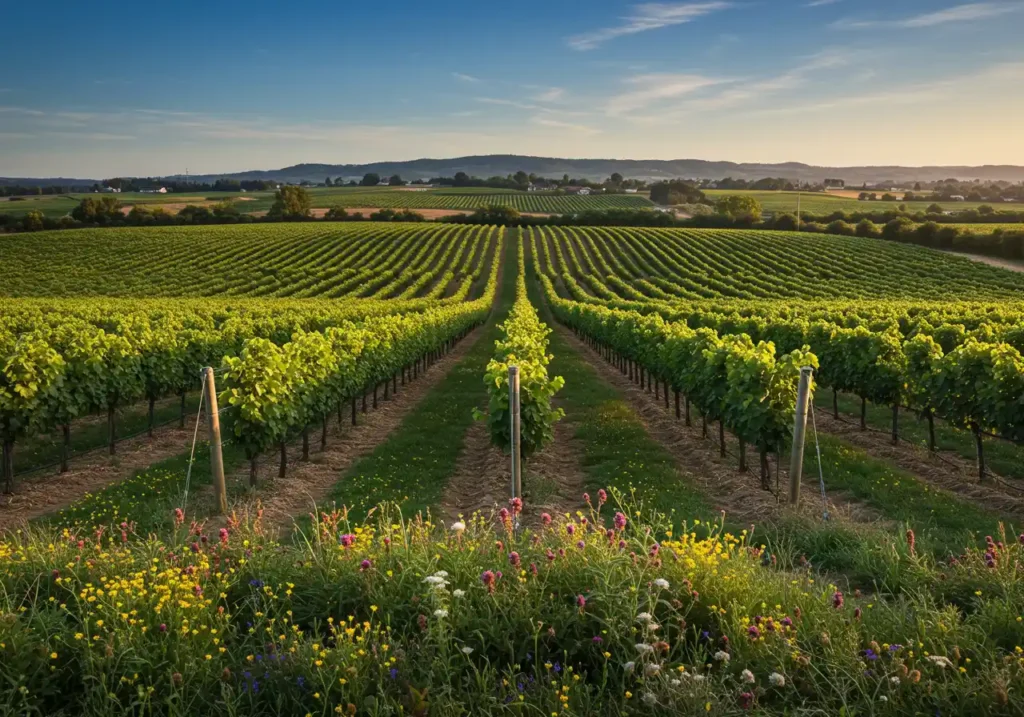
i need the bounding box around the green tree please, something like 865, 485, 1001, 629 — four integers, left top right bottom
360, 173, 381, 187
927, 203, 944, 214
716, 195, 763, 223
325, 177, 332, 186
388, 174, 404, 186
609, 172, 624, 185
21, 210, 45, 231
268, 186, 312, 219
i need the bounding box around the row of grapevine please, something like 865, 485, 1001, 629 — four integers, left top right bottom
538, 270, 815, 485
533, 225, 1024, 301
0, 223, 498, 298
480, 240, 564, 460
531, 226, 1024, 477
315, 191, 653, 214
0, 230, 504, 490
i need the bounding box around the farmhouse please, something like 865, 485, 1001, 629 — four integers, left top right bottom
950, 195, 966, 201
565, 187, 592, 195
139, 187, 168, 194
624, 188, 638, 194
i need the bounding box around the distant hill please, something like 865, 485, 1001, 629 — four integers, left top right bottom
162, 156, 1024, 185
5, 156, 1024, 186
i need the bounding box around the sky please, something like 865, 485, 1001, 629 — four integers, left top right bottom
2, 0, 1024, 177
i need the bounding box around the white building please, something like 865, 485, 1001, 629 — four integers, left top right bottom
139, 187, 168, 194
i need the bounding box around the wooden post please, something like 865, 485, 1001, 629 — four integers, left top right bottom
674, 390, 680, 420
973, 423, 986, 482
789, 367, 814, 506
108, 406, 117, 456
203, 367, 227, 516
509, 366, 522, 503
891, 405, 899, 446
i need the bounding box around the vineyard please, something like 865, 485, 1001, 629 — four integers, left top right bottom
3, 222, 1024, 715
1, 187, 654, 218
308, 189, 654, 214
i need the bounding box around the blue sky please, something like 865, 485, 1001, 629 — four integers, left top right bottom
2, 0, 1023, 177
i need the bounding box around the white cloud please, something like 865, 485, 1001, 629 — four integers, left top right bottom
806, 0, 841, 6
533, 87, 565, 102
475, 97, 539, 110
750, 61, 1024, 115
604, 73, 728, 116
452, 72, 481, 83
0, 106, 45, 116
568, 2, 732, 50
833, 2, 1019, 29
530, 116, 601, 135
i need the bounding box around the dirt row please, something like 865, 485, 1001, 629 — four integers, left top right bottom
0, 415, 202, 531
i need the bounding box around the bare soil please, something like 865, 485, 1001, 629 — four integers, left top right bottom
438, 419, 510, 525
558, 325, 878, 527
206, 331, 488, 535
0, 417, 201, 531
939, 250, 1024, 273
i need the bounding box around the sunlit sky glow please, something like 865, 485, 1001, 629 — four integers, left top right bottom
3, 0, 1023, 177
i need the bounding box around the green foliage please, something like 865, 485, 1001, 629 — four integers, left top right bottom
481, 240, 564, 458
716, 194, 763, 222
267, 186, 312, 219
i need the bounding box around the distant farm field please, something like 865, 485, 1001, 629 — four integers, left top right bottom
1, 186, 652, 218
703, 189, 1024, 215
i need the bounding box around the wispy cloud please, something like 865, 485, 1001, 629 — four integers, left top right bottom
604, 73, 730, 116
0, 106, 45, 116
475, 97, 539, 111
533, 87, 565, 102
833, 2, 1019, 29
530, 116, 601, 135
806, 0, 841, 7
452, 72, 481, 83
568, 2, 732, 50
750, 60, 1024, 115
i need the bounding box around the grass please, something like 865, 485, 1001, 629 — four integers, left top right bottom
813, 390, 1024, 482
39, 439, 247, 535
703, 189, 1024, 216
315, 236, 517, 521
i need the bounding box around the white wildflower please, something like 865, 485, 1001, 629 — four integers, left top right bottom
636, 612, 653, 622
642, 692, 657, 706
623, 661, 636, 673
926, 655, 954, 669
645, 663, 661, 676
769, 672, 785, 688
461, 646, 474, 655
453, 589, 466, 598
433, 570, 449, 578
635, 643, 655, 655
741, 669, 755, 684
879, 696, 888, 703
646, 622, 661, 632
423, 575, 447, 586
713, 651, 731, 662
691, 674, 706, 683
890, 676, 901, 685
670, 679, 681, 686
433, 609, 448, 618
451, 522, 466, 533
653, 578, 670, 590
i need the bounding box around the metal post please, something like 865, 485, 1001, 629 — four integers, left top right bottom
789, 366, 814, 506
204, 367, 228, 515
509, 366, 522, 503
